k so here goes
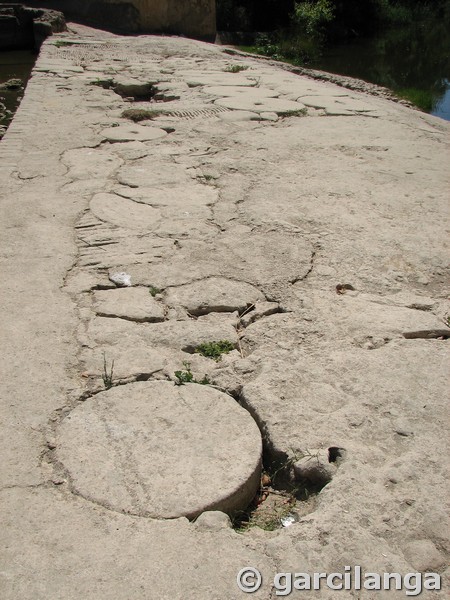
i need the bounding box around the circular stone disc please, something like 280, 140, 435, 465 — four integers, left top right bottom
101, 124, 167, 142
56, 381, 262, 519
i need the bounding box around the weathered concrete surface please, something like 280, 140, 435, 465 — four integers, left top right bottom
0, 23, 449, 599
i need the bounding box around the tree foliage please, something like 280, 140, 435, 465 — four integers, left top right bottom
293, 1, 334, 38
217, 0, 450, 38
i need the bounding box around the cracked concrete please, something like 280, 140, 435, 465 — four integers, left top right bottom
0, 22, 449, 599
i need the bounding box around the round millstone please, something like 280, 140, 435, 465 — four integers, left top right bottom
56, 381, 262, 519
100, 124, 167, 143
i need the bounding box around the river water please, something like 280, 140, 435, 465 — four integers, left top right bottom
310, 19, 450, 121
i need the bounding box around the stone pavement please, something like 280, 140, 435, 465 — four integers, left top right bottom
1, 23, 449, 599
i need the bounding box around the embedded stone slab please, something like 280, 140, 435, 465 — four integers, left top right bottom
56, 381, 262, 519
81, 345, 212, 382
93, 287, 165, 322
117, 156, 191, 188
112, 77, 159, 97
165, 277, 265, 315
61, 147, 122, 180
87, 313, 238, 353
300, 292, 447, 345
202, 85, 279, 98
218, 110, 261, 122
90, 193, 162, 230
115, 182, 217, 210
212, 231, 314, 287
106, 141, 151, 160
299, 95, 379, 115
112, 184, 216, 237
100, 124, 167, 143
121, 233, 315, 290
183, 72, 258, 87
215, 96, 306, 114
82, 345, 167, 381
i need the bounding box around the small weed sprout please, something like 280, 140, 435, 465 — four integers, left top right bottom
102, 352, 114, 389
224, 65, 249, 73
149, 285, 161, 297
197, 174, 216, 183
195, 340, 235, 361
174, 361, 210, 386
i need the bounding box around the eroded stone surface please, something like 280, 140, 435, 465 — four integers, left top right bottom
3, 485, 276, 599
56, 381, 262, 519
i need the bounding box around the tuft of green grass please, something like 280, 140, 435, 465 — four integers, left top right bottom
53, 40, 76, 48
148, 285, 162, 297
195, 340, 235, 361
174, 362, 210, 386
224, 64, 249, 73
278, 108, 308, 118
395, 88, 434, 112
121, 108, 164, 122
102, 352, 114, 390
198, 174, 216, 182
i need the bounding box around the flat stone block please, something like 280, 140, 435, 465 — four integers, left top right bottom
93, 287, 165, 322
165, 277, 264, 316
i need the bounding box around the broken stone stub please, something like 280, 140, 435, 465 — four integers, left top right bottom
293, 449, 339, 488
195, 511, 232, 531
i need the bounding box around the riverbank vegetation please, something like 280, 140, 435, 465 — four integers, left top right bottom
218, 1, 450, 63
217, 1, 450, 114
